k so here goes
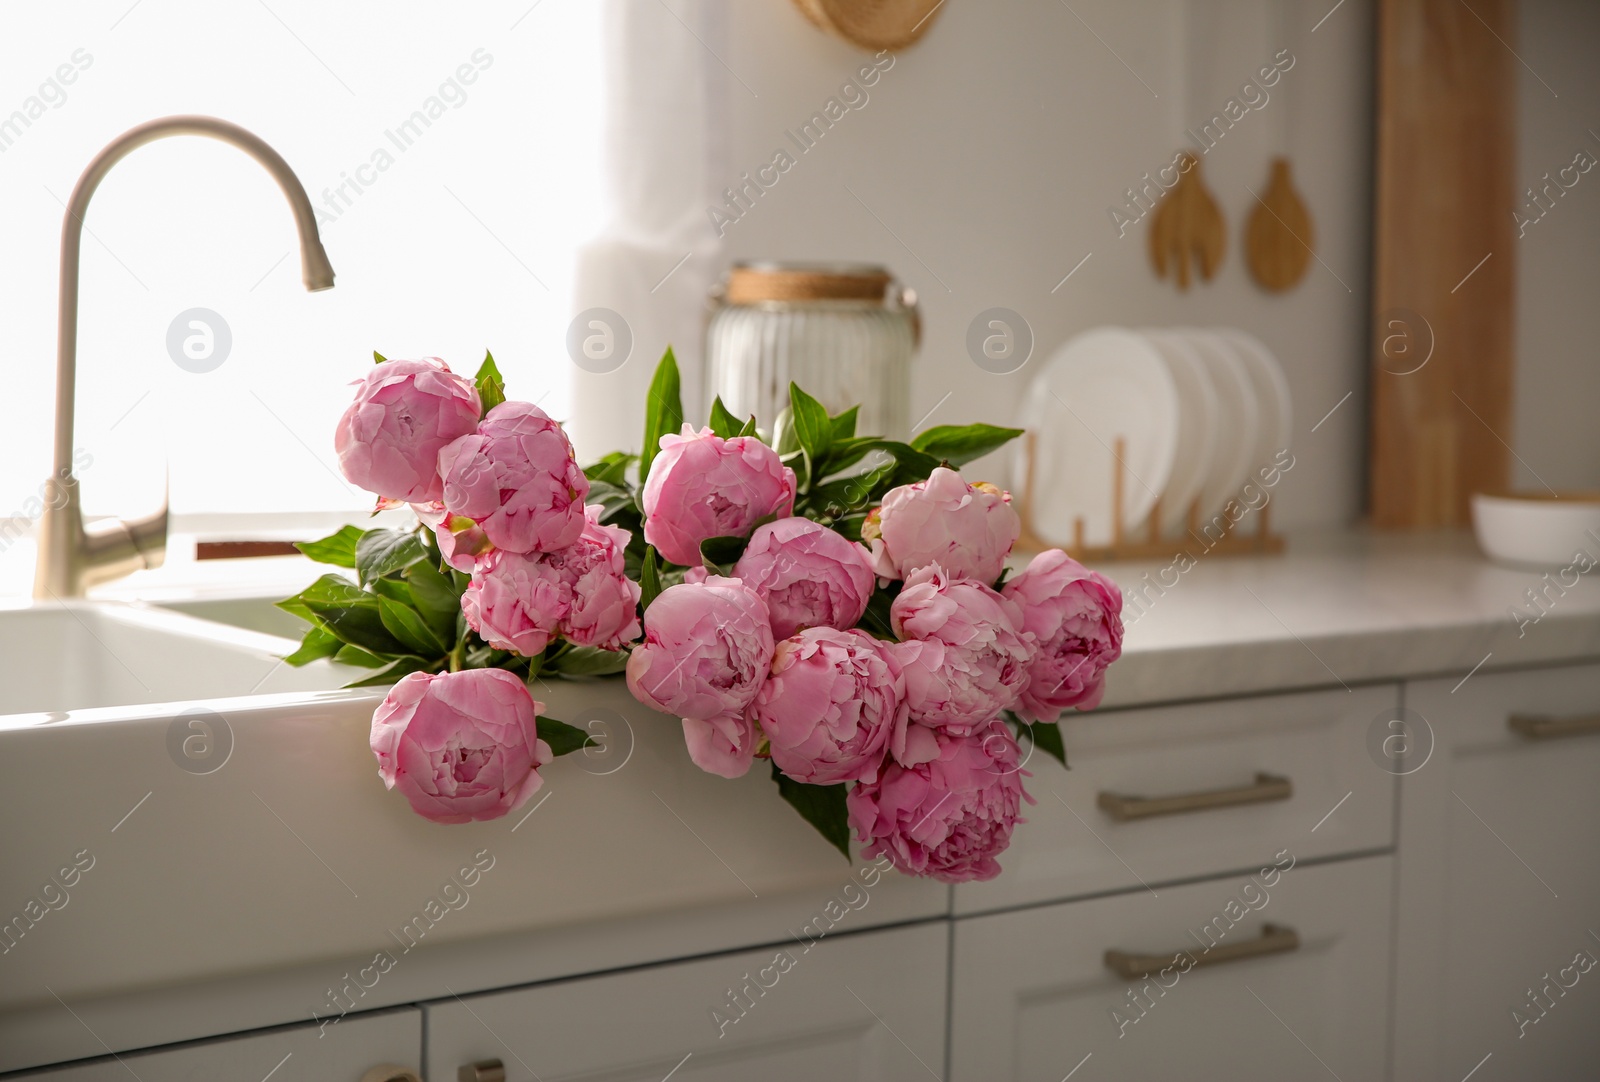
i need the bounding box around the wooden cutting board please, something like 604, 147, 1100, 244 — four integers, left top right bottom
1369, 0, 1516, 528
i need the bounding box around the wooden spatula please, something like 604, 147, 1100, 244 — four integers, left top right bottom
1149, 152, 1225, 290
1246, 157, 1314, 291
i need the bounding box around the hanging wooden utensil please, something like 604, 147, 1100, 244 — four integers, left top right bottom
1149, 152, 1226, 290
1246, 157, 1314, 291
790, 0, 946, 51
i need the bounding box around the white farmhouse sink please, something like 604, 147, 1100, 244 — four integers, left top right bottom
0, 600, 945, 1074
0, 600, 347, 715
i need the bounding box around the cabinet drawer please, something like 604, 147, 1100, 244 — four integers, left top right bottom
8, 1007, 420, 1082
424, 922, 947, 1081
956, 684, 1397, 913
951, 854, 1393, 1081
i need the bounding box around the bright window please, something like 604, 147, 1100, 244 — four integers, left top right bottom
0, 0, 604, 521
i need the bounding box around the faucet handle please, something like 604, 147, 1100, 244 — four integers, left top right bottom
80, 500, 168, 580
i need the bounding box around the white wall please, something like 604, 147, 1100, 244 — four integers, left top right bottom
708, 0, 1375, 529
1513, 0, 1600, 493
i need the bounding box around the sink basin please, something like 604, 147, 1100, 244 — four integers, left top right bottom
0, 600, 346, 718
0, 598, 946, 1073
151, 592, 311, 640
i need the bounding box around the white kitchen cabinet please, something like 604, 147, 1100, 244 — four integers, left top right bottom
951, 854, 1394, 1081
957, 684, 1398, 914
423, 921, 948, 1081
1395, 663, 1600, 1081
8, 1006, 420, 1081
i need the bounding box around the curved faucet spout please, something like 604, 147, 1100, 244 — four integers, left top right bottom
36, 115, 335, 599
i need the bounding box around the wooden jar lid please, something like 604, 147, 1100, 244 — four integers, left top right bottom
724, 262, 892, 305
790, 0, 946, 51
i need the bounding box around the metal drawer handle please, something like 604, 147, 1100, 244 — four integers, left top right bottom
1096, 772, 1292, 821
1105, 923, 1301, 980
459, 1060, 506, 1082
1509, 712, 1600, 740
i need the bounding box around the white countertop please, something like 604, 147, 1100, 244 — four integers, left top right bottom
54, 525, 1600, 709
1097, 528, 1600, 707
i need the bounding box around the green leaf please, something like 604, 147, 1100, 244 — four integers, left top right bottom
1017, 716, 1067, 769
475, 350, 506, 415
355, 529, 427, 587
772, 407, 799, 455
829, 405, 859, 441
815, 436, 883, 480
373, 350, 388, 364
583, 450, 637, 488
639, 347, 684, 486
538, 715, 598, 757
378, 596, 449, 656
334, 643, 390, 668
283, 625, 342, 666
807, 475, 878, 515
699, 534, 748, 571
342, 655, 431, 687
708, 396, 743, 439
294, 525, 364, 568
371, 577, 415, 606
788, 382, 833, 473
639, 546, 664, 609
909, 423, 1025, 467
737, 414, 759, 438
406, 559, 462, 642
874, 440, 943, 481
771, 764, 852, 862
276, 596, 315, 626
586, 479, 638, 520
288, 574, 412, 657
546, 646, 630, 676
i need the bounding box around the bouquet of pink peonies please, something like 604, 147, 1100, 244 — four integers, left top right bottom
280, 348, 1124, 882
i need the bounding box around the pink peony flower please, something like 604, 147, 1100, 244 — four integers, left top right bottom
847, 719, 1031, 883
460, 506, 641, 656
864, 467, 1020, 584
641, 426, 796, 567
891, 564, 1035, 733
681, 713, 761, 782
625, 577, 774, 777
413, 501, 491, 572
733, 518, 876, 639
438, 401, 589, 557
1002, 548, 1124, 718
461, 549, 568, 658
369, 668, 552, 825
752, 627, 904, 785
336, 358, 481, 503
556, 506, 642, 651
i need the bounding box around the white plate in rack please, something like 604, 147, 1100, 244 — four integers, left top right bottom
1181, 328, 1261, 522
1142, 328, 1220, 533
1216, 327, 1293, 478
1016, 327, 1179, 547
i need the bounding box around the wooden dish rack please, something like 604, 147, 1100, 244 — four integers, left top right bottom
1014, 432, 1285, 562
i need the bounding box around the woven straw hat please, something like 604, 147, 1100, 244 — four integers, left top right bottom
790, 0, 947, 51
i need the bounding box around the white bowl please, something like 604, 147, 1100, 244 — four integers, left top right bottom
1471, 491, 1600, 567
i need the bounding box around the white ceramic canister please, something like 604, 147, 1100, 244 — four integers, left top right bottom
705, 262, 919, 439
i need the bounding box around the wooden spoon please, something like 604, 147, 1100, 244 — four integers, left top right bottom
1246, 157, 1314, 292
1149, 152, 1225, 290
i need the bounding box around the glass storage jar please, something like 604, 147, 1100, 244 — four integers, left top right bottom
705, 262, 919, 439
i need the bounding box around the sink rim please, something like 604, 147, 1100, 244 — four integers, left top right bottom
0, 598, 373, 731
